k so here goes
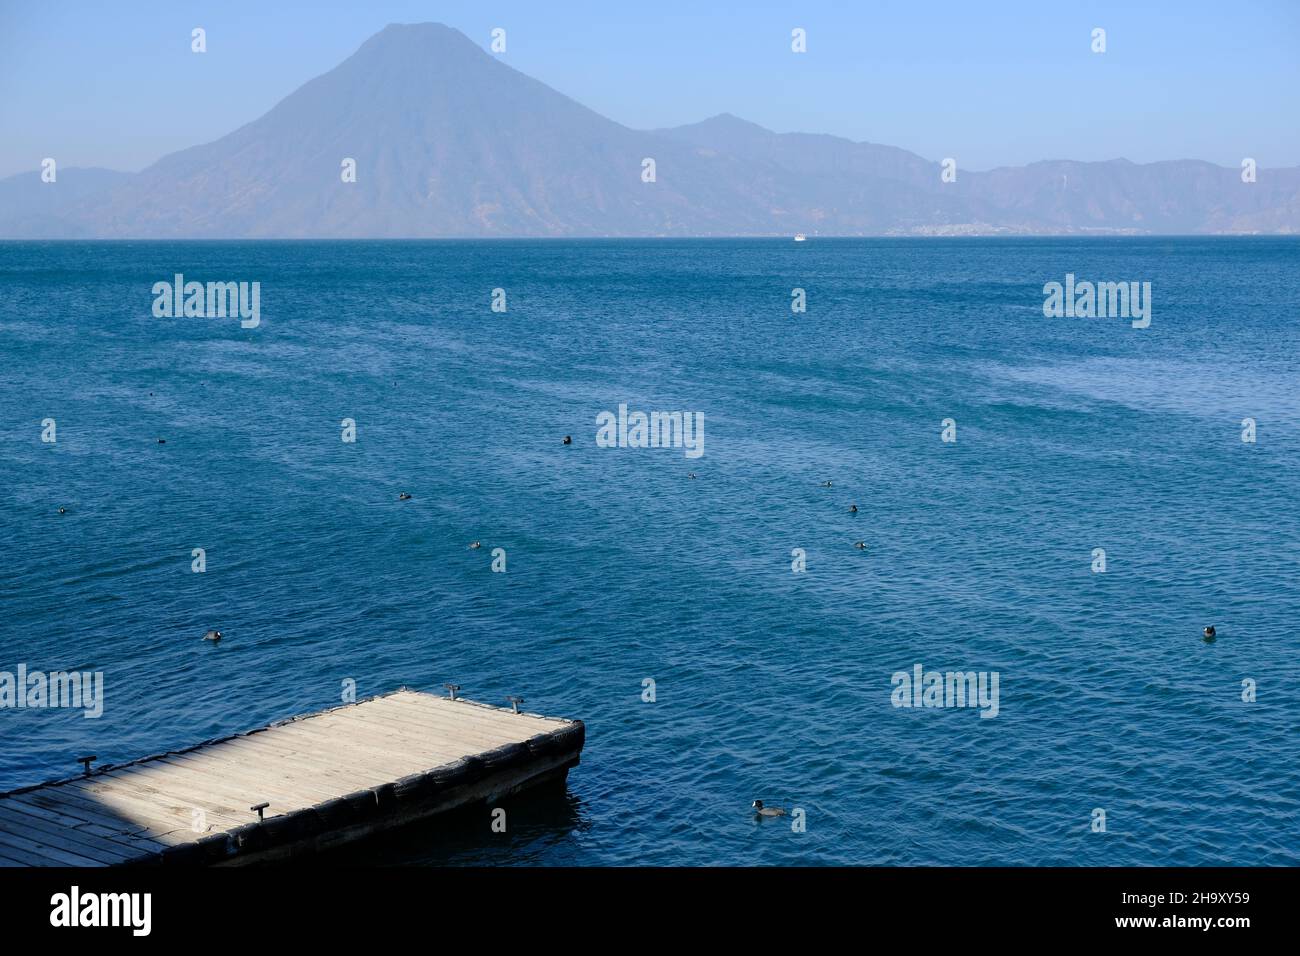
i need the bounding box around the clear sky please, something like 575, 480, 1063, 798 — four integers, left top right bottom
1, 0, 1296, 179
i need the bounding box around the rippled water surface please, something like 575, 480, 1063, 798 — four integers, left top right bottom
1, 238, 1297, 865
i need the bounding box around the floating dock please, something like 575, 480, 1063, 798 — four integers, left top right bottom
0, 688, 584, 866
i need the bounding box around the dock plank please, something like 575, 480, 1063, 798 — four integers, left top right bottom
67, 770, 254, 822
268, 715, 483, 765
350, 698, 537, 746
0, 828, 108, 867
100, 758, 329, 822
8, 789, 191, 845
203, 732, 418, 786
230, 724, 468, 784
0, 804, 151, 863
222, 729, 472, 790
162, 749, 348, 804
341, 708, 542, 754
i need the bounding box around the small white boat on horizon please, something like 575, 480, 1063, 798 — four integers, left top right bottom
794, 233, 807, 242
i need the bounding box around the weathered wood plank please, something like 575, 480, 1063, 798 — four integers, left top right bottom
203, 732, 413, 787
102, 759, 327, 821
220, 729, 470, 791
65, 774, 252, 827
7, 788, 189, 845
267, 716, 478, 765
0, 803, 149, 863
381, 693, 566, 736
0, 828, 107, 867
161, 749, 347, 804
339, 708, 538, 755
347, 700, 533, 747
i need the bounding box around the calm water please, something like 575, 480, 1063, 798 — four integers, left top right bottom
1, 238, 1297, 866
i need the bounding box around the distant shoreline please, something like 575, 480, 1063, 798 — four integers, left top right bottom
3, 233, 1298, 243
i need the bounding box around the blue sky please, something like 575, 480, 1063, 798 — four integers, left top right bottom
1, 0, 1296, 179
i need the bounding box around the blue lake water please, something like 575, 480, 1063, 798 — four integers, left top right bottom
1, 237, 1297, 865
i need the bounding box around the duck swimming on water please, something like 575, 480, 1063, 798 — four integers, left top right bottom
752, 800, 787, 818
398, 492, 412, 501
468, 541, 482, 550
1203, 625, 1217, 643
849, 504, 859, 514
562, 436, 572, 445
202, 629, 223, 643
854, 541, 867, 550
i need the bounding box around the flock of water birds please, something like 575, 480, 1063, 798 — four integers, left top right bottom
50, 418, 1221, 821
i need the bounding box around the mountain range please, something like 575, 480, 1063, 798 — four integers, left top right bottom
3, 22, 1297, 238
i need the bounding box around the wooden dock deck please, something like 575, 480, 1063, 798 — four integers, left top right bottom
0, 689, 584, 866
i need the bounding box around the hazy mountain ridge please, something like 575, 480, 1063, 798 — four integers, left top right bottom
2, 22, 1296, 238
